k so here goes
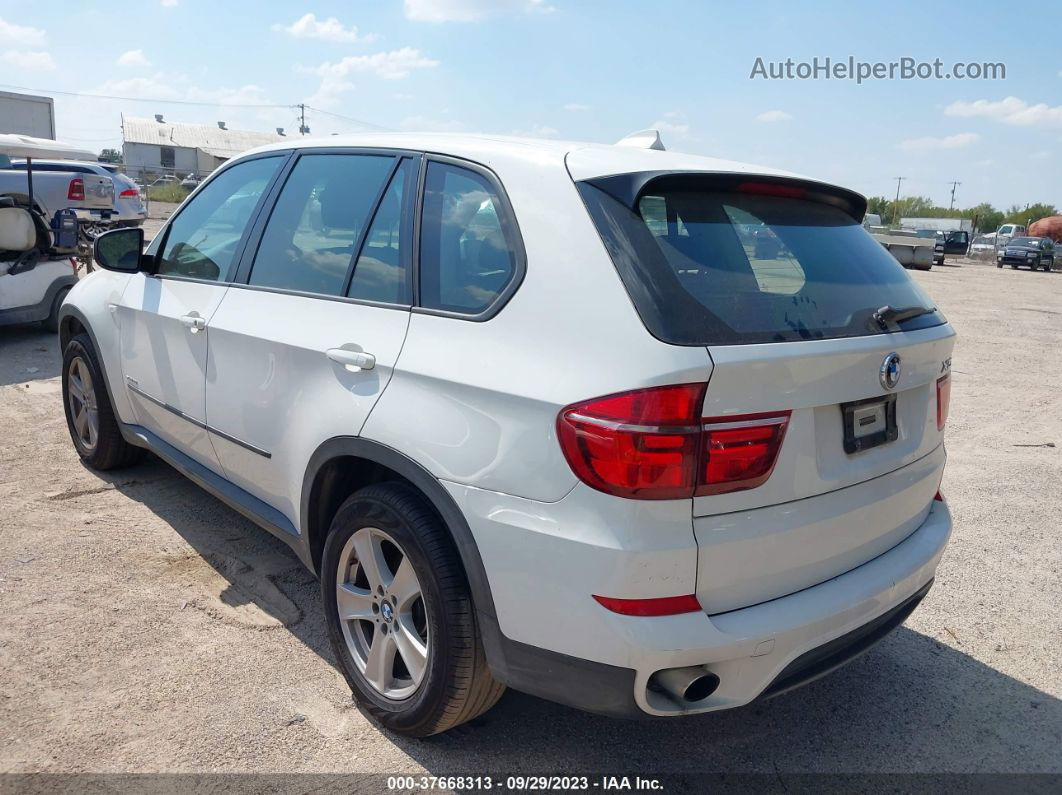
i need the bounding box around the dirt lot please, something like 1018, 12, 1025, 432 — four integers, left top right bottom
0, 259, 1059, 777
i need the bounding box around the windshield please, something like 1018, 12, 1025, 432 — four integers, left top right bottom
577, 181, 945, 345
1009, 237, 1037, 246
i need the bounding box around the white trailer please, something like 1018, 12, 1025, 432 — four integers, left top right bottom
0, 91, 56, 138
899, 217, 974, 233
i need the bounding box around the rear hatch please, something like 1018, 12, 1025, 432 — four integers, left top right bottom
577, 171, 954, 613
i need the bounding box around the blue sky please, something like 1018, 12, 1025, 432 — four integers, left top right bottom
1, 0, 1058, 208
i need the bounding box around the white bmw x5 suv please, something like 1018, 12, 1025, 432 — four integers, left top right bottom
60, 132, 954, 736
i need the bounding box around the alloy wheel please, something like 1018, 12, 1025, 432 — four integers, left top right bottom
336, 526, 429, 700
67, 356, 99, 453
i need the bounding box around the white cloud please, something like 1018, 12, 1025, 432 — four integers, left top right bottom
945, 96, 1062, 128
404, 0, 554, 23
651, 113, 690, 136
1, 50, 55, 70
756, 109, 792, 123
117, 49, 150, 67
272, 13, 377, 43
160, 0, 178, 7
399, 115, 463, 132
898, 132, 979, 152
1030, 150, 1051, 160
511, 124, 559, 138
306, 48, 439, 81
563, 102, 589, 112
0, 17, 45, 45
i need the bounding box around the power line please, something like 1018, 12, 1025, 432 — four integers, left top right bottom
0, 82, 294, 109
302, 105, 393, 132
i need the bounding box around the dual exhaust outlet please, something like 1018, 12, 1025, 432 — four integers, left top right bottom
650, 665, 720, 704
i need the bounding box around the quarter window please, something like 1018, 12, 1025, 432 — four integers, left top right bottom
419, 162, 518, 315
157, 156, 282, 281
347, 160, 412, 304
248, 154, 395, 297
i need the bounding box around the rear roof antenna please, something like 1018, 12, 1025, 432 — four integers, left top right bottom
615, 129, 665, 151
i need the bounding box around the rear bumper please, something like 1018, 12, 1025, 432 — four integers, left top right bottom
456, 475, 952, 718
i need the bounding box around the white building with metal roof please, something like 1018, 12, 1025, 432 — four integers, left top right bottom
121, 115, 288, 180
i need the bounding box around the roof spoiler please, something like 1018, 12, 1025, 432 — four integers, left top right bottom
615, 129, 665, 151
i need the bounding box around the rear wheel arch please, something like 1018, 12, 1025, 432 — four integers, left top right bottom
301, 438, 501, 635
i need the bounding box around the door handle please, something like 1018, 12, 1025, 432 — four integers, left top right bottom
326, 348, 376, 371
179, 313, 206, 333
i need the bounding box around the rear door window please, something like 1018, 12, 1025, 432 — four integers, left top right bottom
418, 161, 519, 315
248, 153, 396, 296
579, 179, 945, 345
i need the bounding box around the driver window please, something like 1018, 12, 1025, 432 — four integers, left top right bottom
157, 156, 282, 281
247, 154, 395, 296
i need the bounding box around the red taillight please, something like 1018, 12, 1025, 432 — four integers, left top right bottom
698, 413, 791, 496
67, 178, 85, 201
119, 188, 139, 197
934, 490, 944, 502
557, 384, 705, 500
737, 181, 805, 199
557, 385, 790, 500
592, 593, 702, 616
936, 373, 951, 431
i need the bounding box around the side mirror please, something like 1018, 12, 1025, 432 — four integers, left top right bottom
93, 227, 148, 273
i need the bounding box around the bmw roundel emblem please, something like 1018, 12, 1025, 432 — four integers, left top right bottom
880, 352, 902, 391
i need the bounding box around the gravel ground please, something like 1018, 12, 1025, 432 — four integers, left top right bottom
0, 259, 1059, 777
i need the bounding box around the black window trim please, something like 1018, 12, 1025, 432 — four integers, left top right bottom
412, 152, 527, 323
226, 146, 422, 312
148, 149, 295, 286
146, 146, 527, 322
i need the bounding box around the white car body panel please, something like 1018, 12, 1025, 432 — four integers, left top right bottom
204, 286, 412, 526
0, 259, 72, 311
117, 275, 229, 468
60, 132, 957, 718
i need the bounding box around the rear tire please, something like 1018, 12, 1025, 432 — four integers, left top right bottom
321, 483, 504, 737
61, 333, 146, 470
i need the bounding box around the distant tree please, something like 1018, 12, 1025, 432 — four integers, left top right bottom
890, 195, 936, 223
965, 202, 1003, 233
865, 196, 890, 218
98, 148, 121, 164
1004, 202, 1059, 227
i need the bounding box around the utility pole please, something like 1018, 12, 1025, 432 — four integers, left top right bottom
948, 181, 961, 211
298, 104, 310, 136
893, 176, 905, 225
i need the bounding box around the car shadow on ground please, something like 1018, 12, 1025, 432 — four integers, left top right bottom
97, 456, 1062, 775
0, 325, 61, 387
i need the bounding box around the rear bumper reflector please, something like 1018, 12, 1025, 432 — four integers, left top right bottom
592, 593, 702, 616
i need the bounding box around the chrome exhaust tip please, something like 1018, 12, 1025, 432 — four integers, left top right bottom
650, 666, 720, 703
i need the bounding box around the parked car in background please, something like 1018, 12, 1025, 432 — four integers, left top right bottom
65, 132, 955, 737
8, 160, 146, 229
996, 223, 1026, 247
943, 230, 970, 257
914, 229, 945, 265
180, 173, 202, 191
148, 175, 180, 188
997, 236, 1054, 270
0, 159, 114, 230
969, 235, 995, 258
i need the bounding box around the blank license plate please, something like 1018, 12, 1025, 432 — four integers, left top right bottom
841, 395, 898, 454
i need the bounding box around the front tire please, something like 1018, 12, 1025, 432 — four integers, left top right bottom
62, 333, 146, 470
321, 483, 504, 737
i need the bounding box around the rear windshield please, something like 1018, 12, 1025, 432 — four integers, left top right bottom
577, 180, 946, 345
